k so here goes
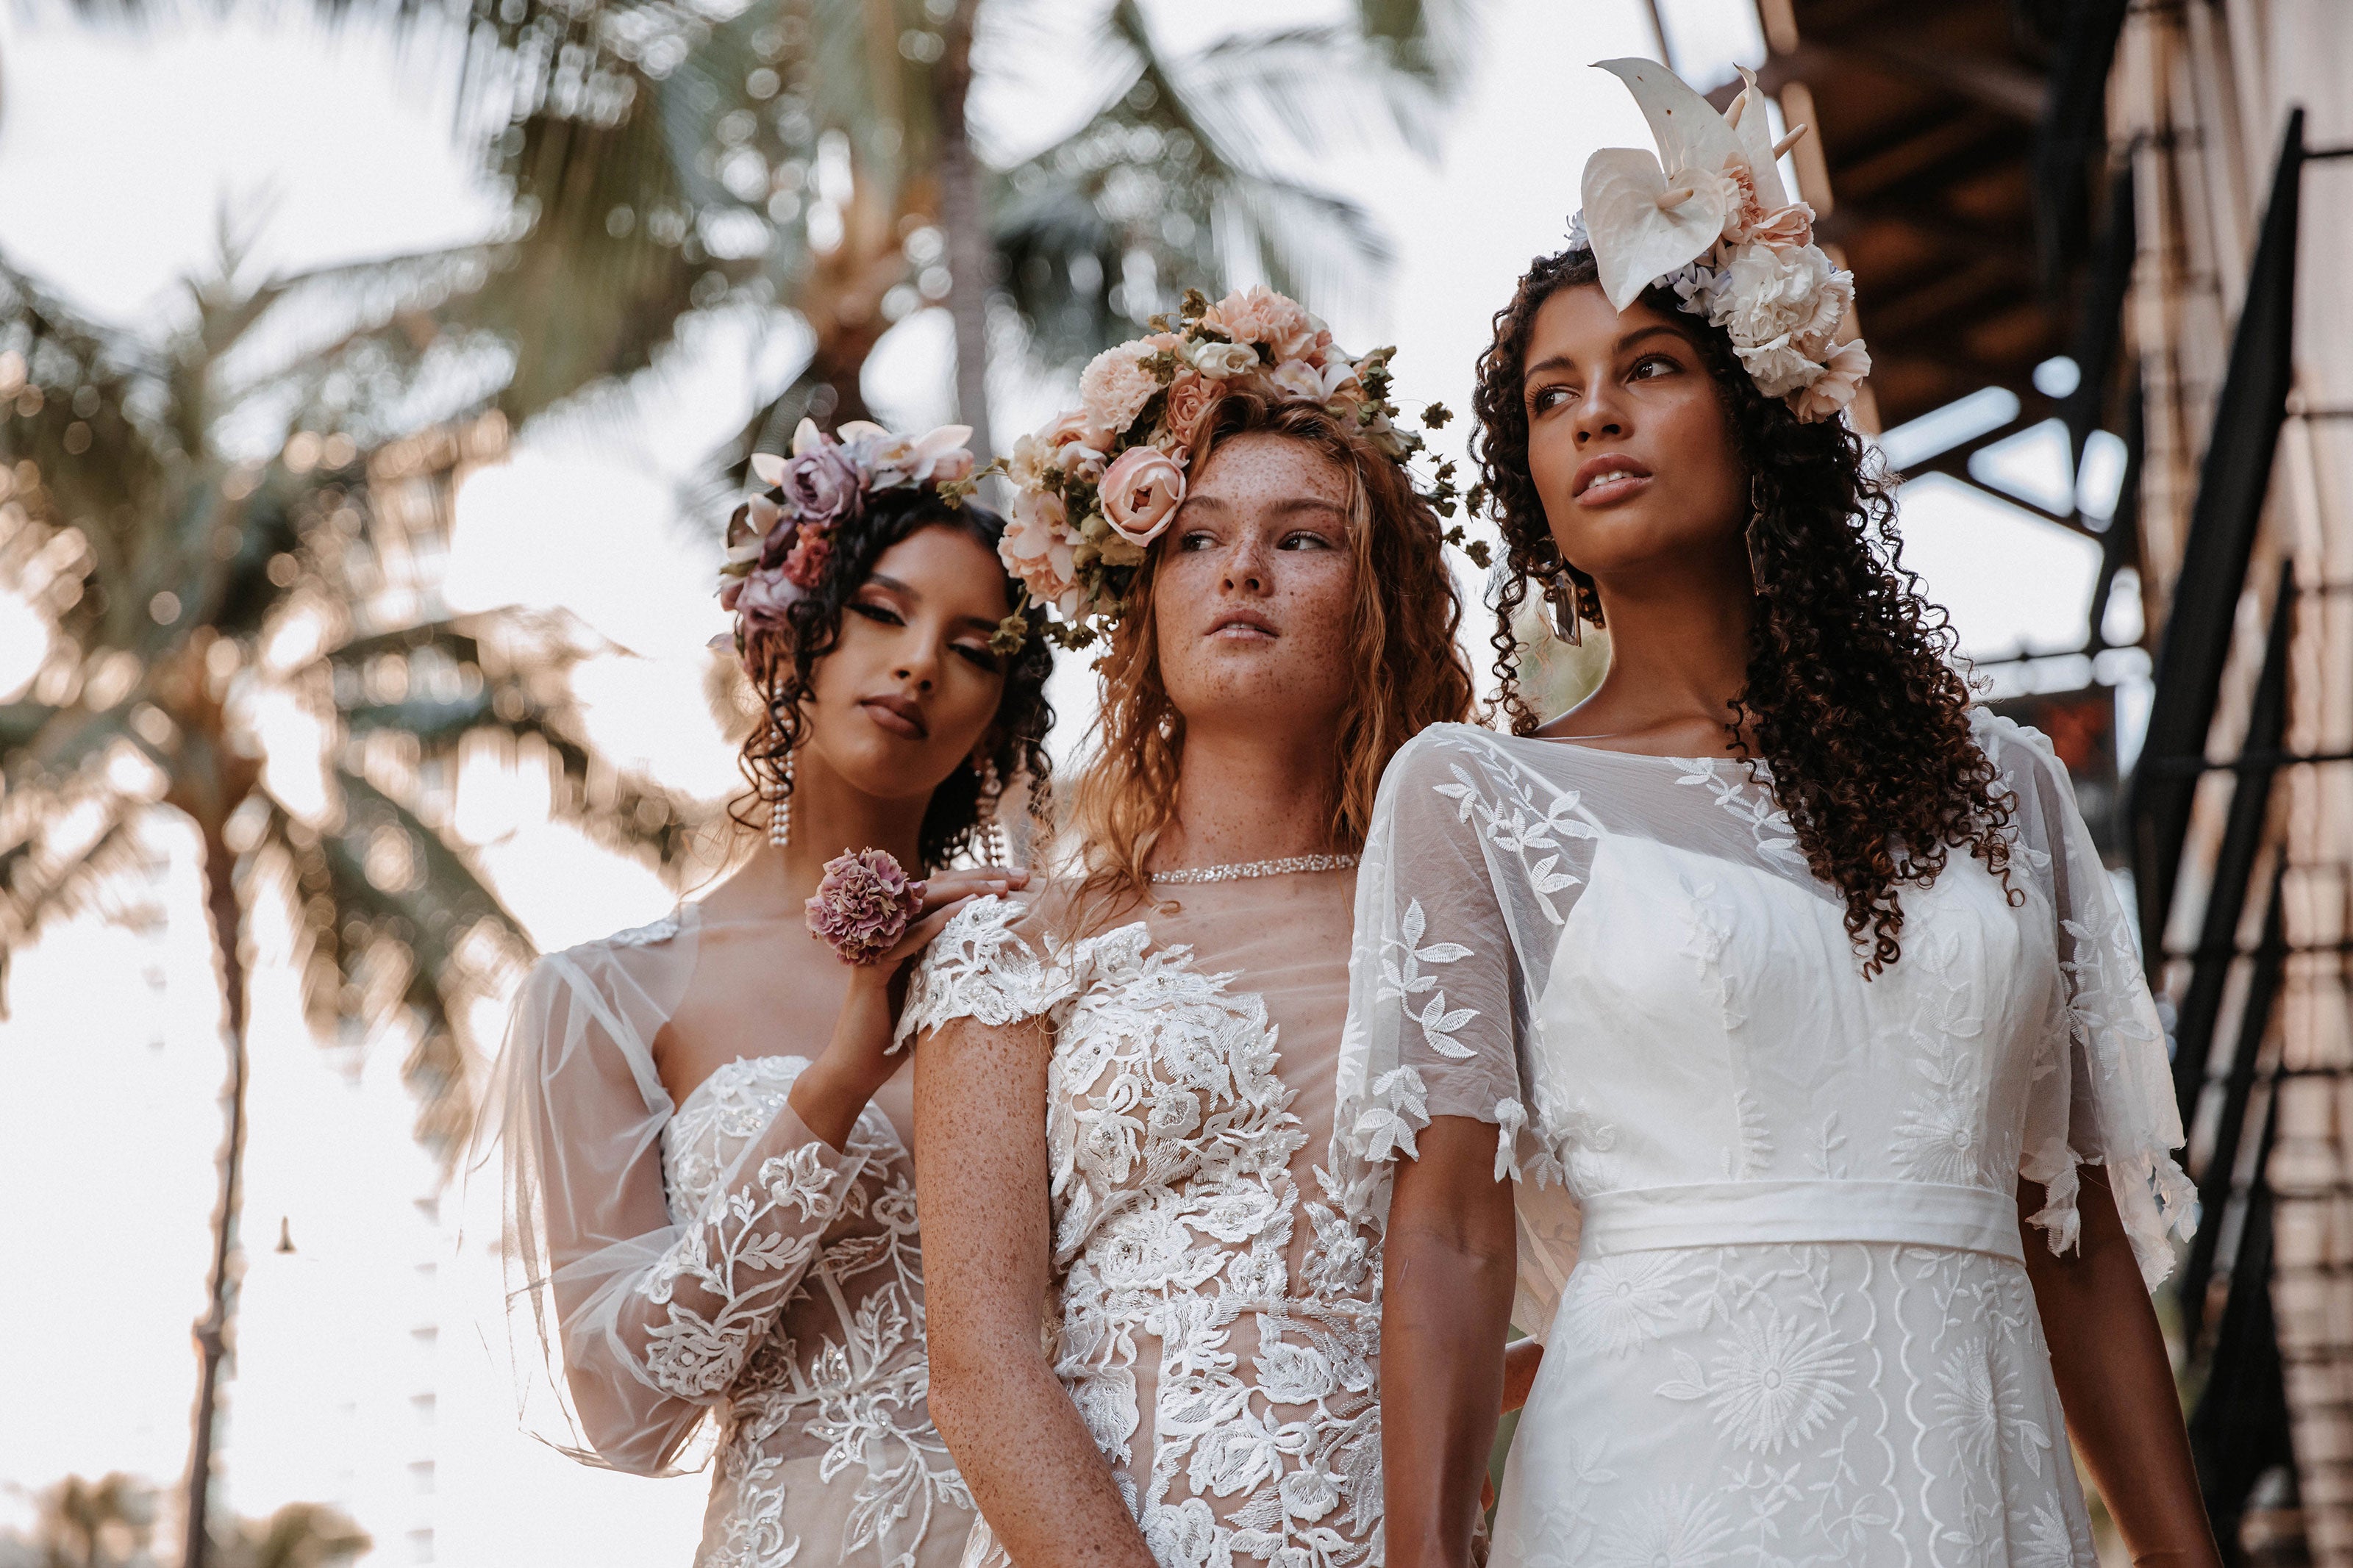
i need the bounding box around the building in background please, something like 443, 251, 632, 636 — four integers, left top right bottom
1661, 1, 2349, 1561
1653, 1, 2352, 1561
2107, 5, 2353, 1564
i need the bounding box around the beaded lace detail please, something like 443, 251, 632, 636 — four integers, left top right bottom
1148, 852, 1361, 884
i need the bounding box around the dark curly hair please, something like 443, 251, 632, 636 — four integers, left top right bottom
731, 490, 1054, 868
1470, 246, 2015, 974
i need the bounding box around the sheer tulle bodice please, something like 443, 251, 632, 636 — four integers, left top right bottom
901, 872, 1387, 1568
1335, 714, 2195, 1567
493, 903, 974, 1568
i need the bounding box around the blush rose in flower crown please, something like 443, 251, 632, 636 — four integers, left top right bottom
717, 418, 977, 663
984, 284, 1488, 652
1574, 60, 1871, 425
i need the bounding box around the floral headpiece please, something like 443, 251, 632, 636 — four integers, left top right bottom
1574, 59, 1870, 424
718, 418, 977, 662
988, 284, 1482, 651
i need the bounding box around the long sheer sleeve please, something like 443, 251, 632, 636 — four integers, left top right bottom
1992, 715, 2199, 1288
493, 937, 865, 1475
1335, 725, 1589, 1337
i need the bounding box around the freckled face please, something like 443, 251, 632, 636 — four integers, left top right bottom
1151, 432, 1357, 737
1521, 283, 1749, 578
799, 523, 1014, 800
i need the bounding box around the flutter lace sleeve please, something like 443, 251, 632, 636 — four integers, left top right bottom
894, 893, 1076, 1046
1335, 726, 1588, 1337
491, 941, 865, 1475
1990, 715, 2199, 1289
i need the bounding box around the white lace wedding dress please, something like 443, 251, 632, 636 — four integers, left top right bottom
898, 872, 1388, 1568
493, 902, 974, 1567
1334, 712, 2196, 1568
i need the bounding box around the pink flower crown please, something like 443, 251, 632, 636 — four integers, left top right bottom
985, 284, 1485, 652
1574, 60, 1870, 424
718, 419, 978, 663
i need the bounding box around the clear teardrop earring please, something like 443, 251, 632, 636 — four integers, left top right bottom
977, 756, 1011, 867
1540, 569, 1583, 646
1745, 474, 1772, 595
768, 751, 794, 848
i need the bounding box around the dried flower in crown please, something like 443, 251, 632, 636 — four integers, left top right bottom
1571, 60, 1871, 424
804, 848, 924, 964
716, 419, 979, 665
982, 284, 1489, 654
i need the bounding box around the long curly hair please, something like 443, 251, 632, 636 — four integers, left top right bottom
1470, 246, 2014, 973
732, 490, 1055, 868
1064, 391, 1476, 917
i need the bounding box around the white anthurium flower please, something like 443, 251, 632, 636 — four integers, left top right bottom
790, 416, 826, 456
1582, 147, 1729, 312
749, 451, 788, 487
1726, 65, 1793, 212
1597, 57, 1743, 188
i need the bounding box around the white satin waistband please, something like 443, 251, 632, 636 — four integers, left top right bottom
1577, 1179, 2024, 1263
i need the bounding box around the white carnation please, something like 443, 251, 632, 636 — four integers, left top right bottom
1735, 338, 1827, 399
1185, 340, 1261, 380
1711, 240, 1852, 364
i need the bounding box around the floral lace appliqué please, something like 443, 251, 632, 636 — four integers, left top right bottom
658, 1056, 972, 1567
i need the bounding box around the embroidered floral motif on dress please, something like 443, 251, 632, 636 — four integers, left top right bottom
494, 906, 975, 1568
1332, 712, 2196, 1567
901, 883, 1385, 1568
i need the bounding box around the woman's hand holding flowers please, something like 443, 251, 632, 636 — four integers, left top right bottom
787, 863, 1029, 1150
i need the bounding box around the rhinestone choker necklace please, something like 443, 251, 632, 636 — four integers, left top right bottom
1148, 853, 1360, 885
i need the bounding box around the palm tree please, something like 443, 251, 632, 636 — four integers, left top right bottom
719, 0, 1475, 458
12, 2, 1474, 1557
0, 240, 704, 1568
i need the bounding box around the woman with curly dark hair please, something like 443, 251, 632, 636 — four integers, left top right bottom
489, 421, 1052, 1567
1338, 62, 2215, 1568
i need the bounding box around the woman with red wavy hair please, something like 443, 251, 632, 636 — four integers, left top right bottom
900, 289, 1477, 1567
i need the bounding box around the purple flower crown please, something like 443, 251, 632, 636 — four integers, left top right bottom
718, 419, 979, 661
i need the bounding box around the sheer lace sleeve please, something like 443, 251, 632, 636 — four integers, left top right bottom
1335, 725, 1590, 1337
894, 894, 1076, 1046
491, 934, 865, 1475
1989, 715, 2199, 1288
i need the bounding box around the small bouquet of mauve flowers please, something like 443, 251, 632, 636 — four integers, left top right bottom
805, 849, 924, 964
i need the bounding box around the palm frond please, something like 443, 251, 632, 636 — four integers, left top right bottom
295, 794, 505, 1164
1185, 24, 1444, 160
334, 765, 529, 957
0, 806, 142, 1014
985, 0, 1416, 369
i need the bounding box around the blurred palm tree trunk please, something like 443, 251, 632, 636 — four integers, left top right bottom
181, 829, 245, 1568
168, 653, 264, 1568
935, 0, 992, 457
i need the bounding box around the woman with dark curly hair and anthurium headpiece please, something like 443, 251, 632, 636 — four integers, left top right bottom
897, 285, 1479, 1567
487, 420, 1053, 1567
1342, 61, 2219, 1568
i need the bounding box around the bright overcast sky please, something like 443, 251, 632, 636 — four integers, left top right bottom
0, 0, 2111, 1558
